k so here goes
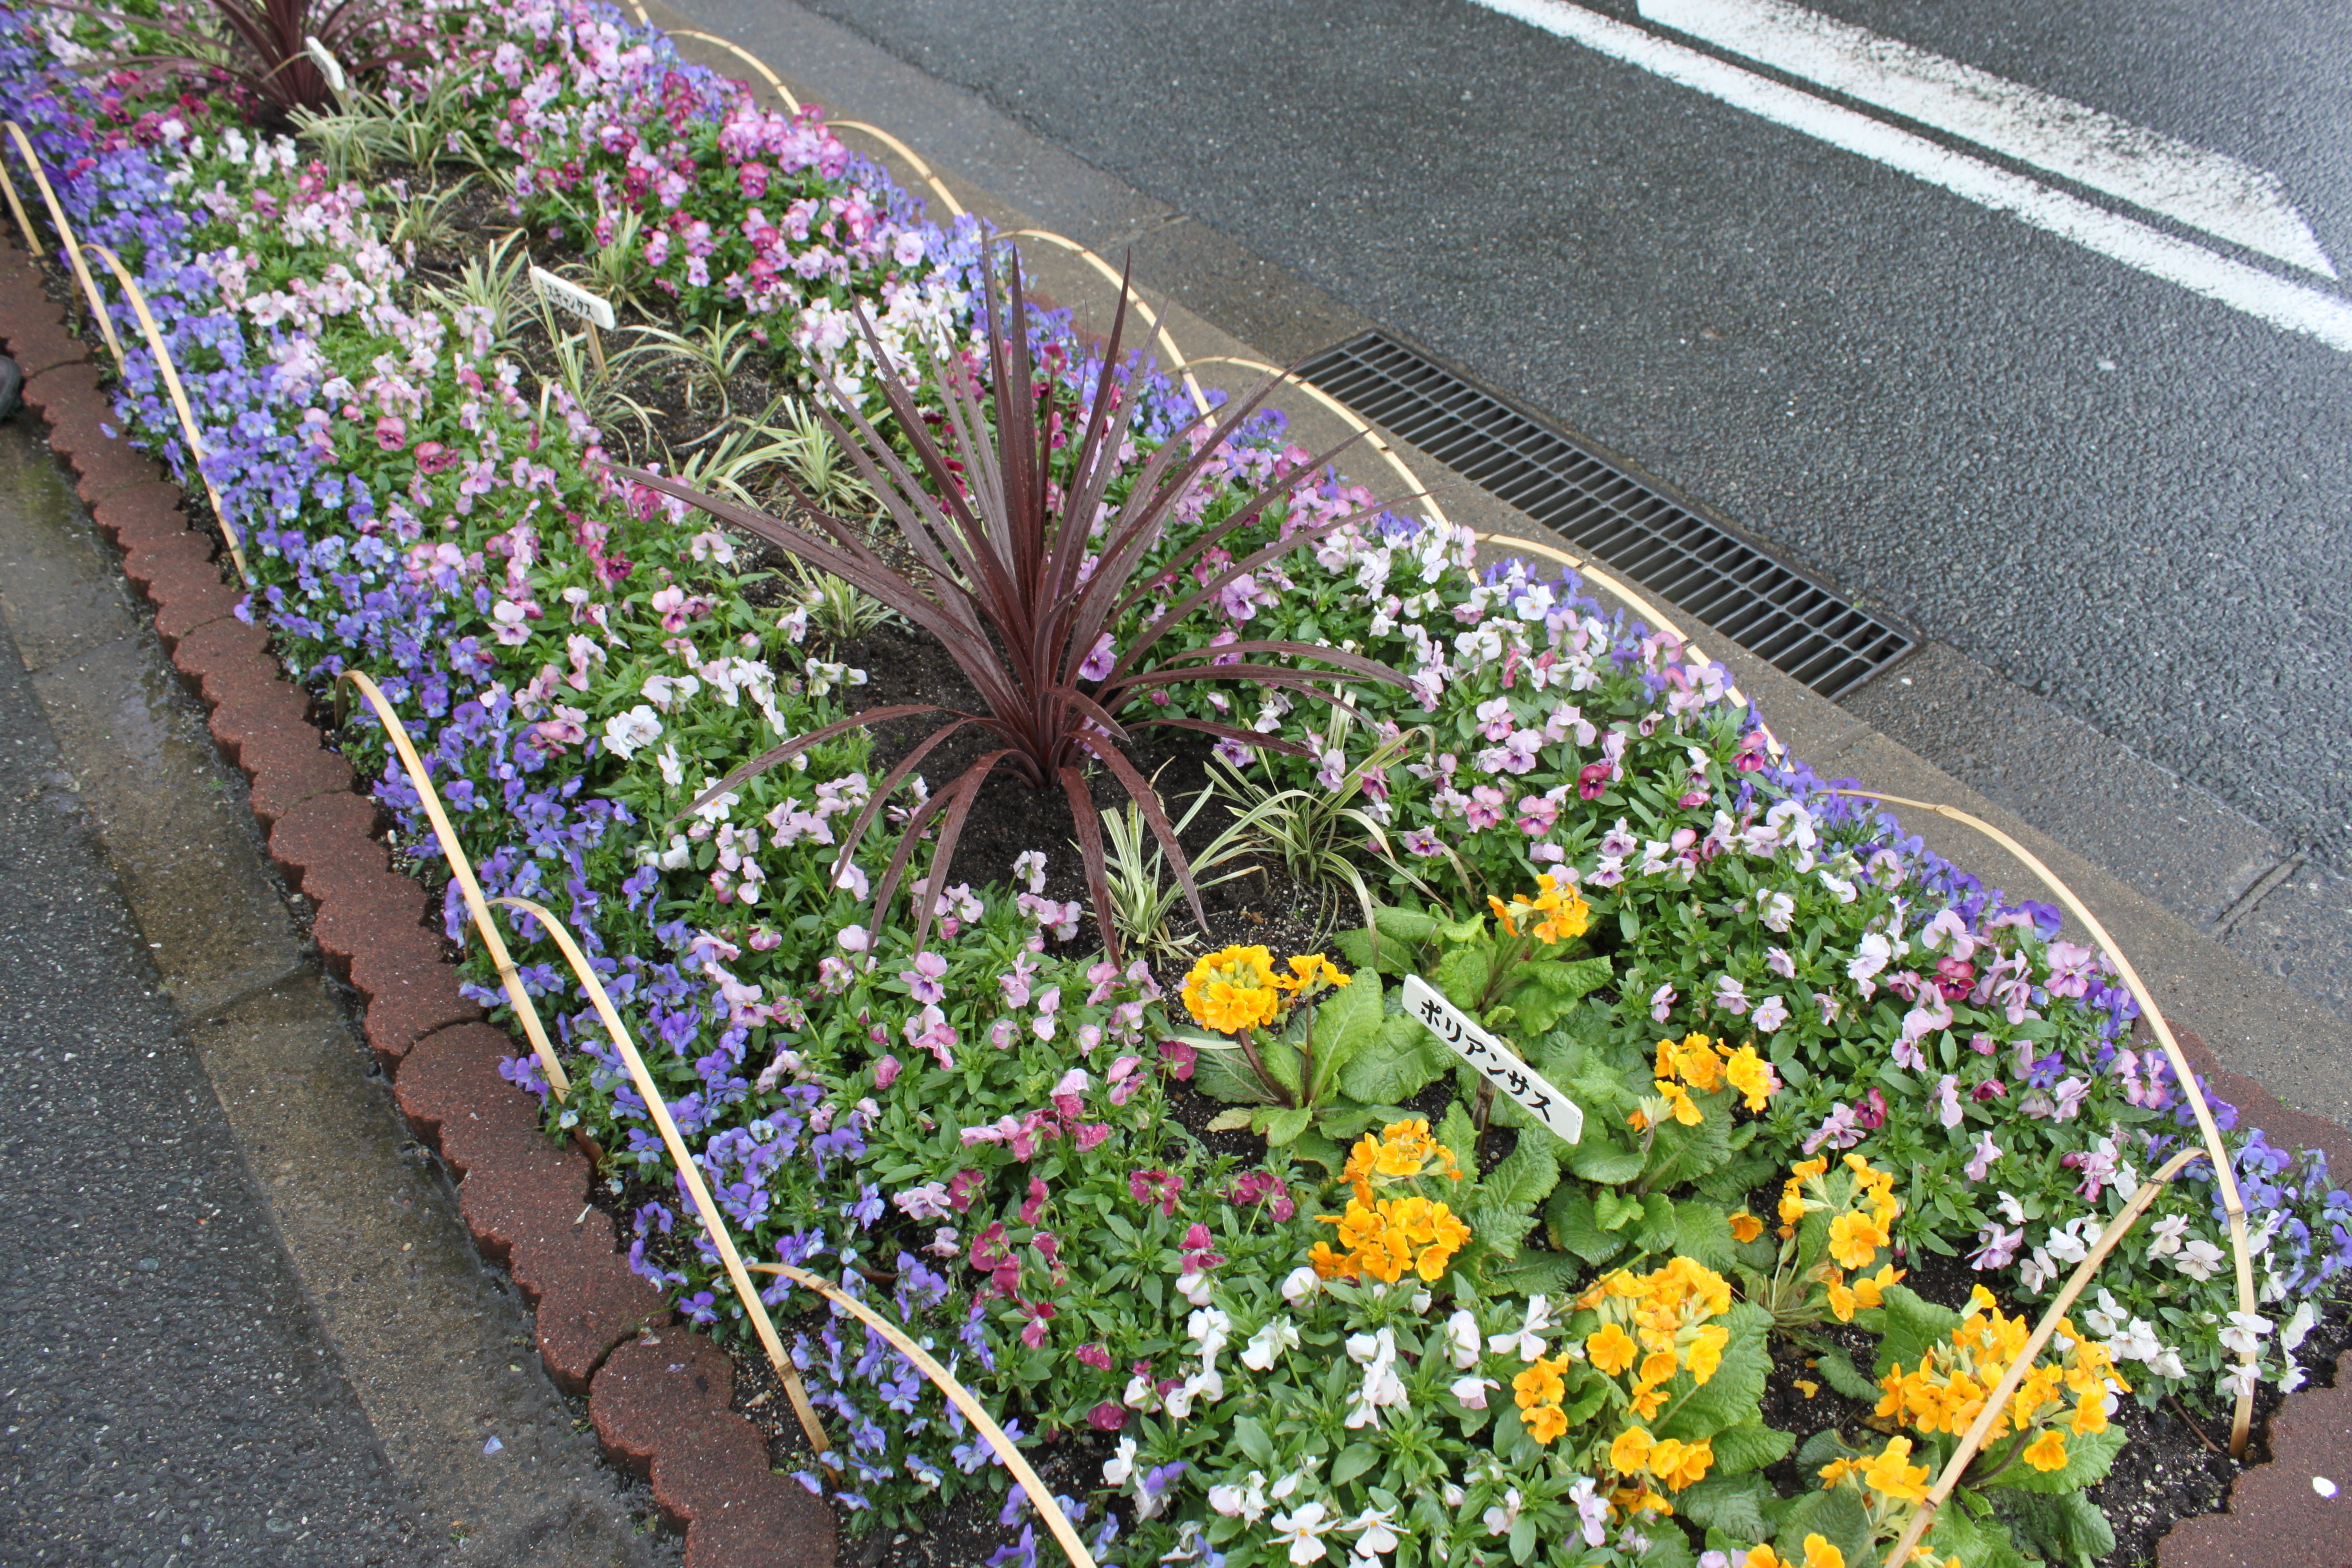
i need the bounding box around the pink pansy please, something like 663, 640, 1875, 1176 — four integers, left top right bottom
2044, 940, 2099, 997
1050, 1068, 1091, 1119
1577, 761, 1613, 799
1130, 1169, 1184, 1217
1021, 1176, 1050, 1226
1077, 1343, 1114, 1372
1463, 786, 1507, 830
873, 1054, 901, 1090
901, 950, 949, 1004
1106, 1055, 1146, 1105
1159, 1039, 1198, 1080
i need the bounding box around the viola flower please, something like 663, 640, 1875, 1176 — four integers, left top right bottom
1463, 785, 1507, 830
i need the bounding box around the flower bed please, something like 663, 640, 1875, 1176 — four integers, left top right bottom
7, 2, 2350, 1565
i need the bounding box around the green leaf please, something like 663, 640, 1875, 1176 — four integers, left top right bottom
1189, 1043, 1281, 1106
1438, 1103, 1479, 1172
1634, 1192, 1681, 1255
1657, 1303, 1773, 1444
1707, 1421, 1795, 1478
1671, 1201, 1738, 1271
1676, 1472, 1773, 1538
1333, 926, 1380, 973
1468, 1140, 1560, 1250
1874, 1286, 1965, 1380
1335, 1014, 1451, 1104
1434, 944, 1492, 1012
1234, 1416, 1275, 1468
1985, 1426, 2126, 1494
1204, 1106, 1255, 1132
1595, 1189, 1645, 1232
1371, 906, 1441, 943
1516, 956, 1613, 999
1814, 1347, 1880, 1403
1776, 1487, 1873, 1568
1331, 1443, 1380, 1486
2004, 1490, 2117, 1563
1567, 1141, 1647, 1184
1309, 971, 1384, 1092
1486, 1248, 1586, 1296
1260, 1035, 1304, 1098
1544, 1188, 1627, 1266
1263, 1106, 1313, 1146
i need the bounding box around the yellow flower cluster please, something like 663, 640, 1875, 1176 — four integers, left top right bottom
1511, 1354, 1574, 1444
1178, 946, 1349, 1035
1745, 1537, 1847, 1568
1818, 1435, 1931, 1503
1309, 1193, 1473, 1284
1340, 1117, 1463, 1206
1875, 1285, 2127, 1471
1630, 1033, 1778, 1131
1489, 873, 1591, 944
1311, 1120, 1472, 1284
1567, 1258, 1735, 1495
1775, 1153, 1907, 1321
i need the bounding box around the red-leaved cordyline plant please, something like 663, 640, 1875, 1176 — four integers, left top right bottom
60, 0, 394, 119
624, 244, 1415, 960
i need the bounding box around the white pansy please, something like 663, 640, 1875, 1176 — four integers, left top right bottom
1208, 1471, 1269, 1522
602, 704, 663, 759
1271, 1501, 1335, 1565
1445, 1309, 1483, 1370
1487, 1296, 1553, 1361
1280, 1265, 1321, 1306
1241, 1317, 1301, 1372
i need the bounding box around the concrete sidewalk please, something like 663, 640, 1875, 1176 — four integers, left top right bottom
0, 420, 670, 1566
645, 0, 2352, 1131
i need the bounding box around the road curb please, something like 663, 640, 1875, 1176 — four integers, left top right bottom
0, 251, 838, 1566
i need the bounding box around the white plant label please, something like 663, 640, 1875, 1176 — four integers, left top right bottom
302, 36, 347, 94
529, 266, 616, 331
1402, 974, 1583, 1145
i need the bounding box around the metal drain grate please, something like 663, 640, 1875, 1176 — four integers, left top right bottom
1298, 331, 1914, 698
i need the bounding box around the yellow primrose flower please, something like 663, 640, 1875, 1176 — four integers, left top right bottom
1587, 1322, 1638, 1376
1179, 945, 1283, 1034
1858, 1437, 1930, 1502
1723, 1043, 1777, 1111
1609, 1425, 1655, 1474
1729, 1211, 1765, 1244
2023, 1429, 2070, 1472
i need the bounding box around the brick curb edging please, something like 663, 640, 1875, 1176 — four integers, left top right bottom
0, 247, 835, 1568
8, 238, 2346, 1564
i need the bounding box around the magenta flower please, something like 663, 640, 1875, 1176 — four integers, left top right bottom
1158, 1039, 1198, 1080
873, 1053, 901, 1090
947, 1170, 985, 1212
1021, 1176, 1049, 1226
1077, 1343, 1114, 1372
902, 950, 949, 1003
1577, 762, 1612, 800
1463, 785, 1507, 830
1078, 632, 1116, 681
1130, 1169, 1184, 1216
373, 414, 405, 450
1087, 1402, 1128, 1432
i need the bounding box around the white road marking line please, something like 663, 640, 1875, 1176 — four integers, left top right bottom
1463, 0, 2352, 355
1639, 0, 2337, 278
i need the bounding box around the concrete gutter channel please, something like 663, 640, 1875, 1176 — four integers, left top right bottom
0, 0, 2342, 1559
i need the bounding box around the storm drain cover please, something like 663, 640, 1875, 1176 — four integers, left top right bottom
1297, 331, 1914, 698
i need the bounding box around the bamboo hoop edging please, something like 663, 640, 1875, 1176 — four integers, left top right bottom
82, 241, 252, 583
748, 1260, 1100, 1568
1880, 1143, 2209, 1567
660, 28, 801, 114
337, 670, 571, 1098
485, 894, 837, 1474
1, 120, 124, 366
829, 118, 967, 220
1000, 227, 1212, 417
0, 135, 37, 254
1826, 787, 2259, 1454
1184, 351, 1458, 535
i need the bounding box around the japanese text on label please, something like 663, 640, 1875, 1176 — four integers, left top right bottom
1401, 974, 1583, 1145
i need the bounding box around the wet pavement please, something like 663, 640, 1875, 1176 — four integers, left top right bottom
0, 419, 669, 1565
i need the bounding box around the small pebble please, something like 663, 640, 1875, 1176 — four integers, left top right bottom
2315, 1476, 2337, 1498
483, 1437, 503, 1456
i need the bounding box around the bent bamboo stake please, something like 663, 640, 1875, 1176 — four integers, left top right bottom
0, 140, 38, 254
2, 120, 124, 366
662, 28, 802, 113
1880, 1144, 2209, 1567
487, 894, 836, 1474
83, 242, 251, 583
830, 119, 967, 220
1002, 228, 1211, 417
748, 1260, 1099, 1568
1829, 788, 2260, 1454
338, 670, 570, 1098
1182, 352, 1451, 532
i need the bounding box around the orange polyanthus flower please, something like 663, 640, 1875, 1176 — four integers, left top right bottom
1492, 873, 1591, 943
1857, 1437, 1930, 1502
1655, 1080, 1704, 1126
1522, 1402, 1569, 1444
1587, 1322, 1638, 1376
1723, 1043, 1777, 1111
1729, 1211, 1765, 1244
1655, 1032, 1725, 1091
2023, 1430, 2070, 1472
1274, 953, 1351, 993
1828, 1210, 1890, 1270
1652, 1437, 1713, 1491
1513, 1356, 1568, 1411
1609, 1425, 1655, 1474
1180, 945, 1282, 1034
1308, 1240, 1354, 1280
1684, 1324, 1729, 1385
1637, 1349, 1680, 1387
1849, 1263, 1903, 1312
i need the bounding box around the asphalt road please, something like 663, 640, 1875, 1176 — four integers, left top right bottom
732, 0, 2352, 870
0, 604, 431, 1562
